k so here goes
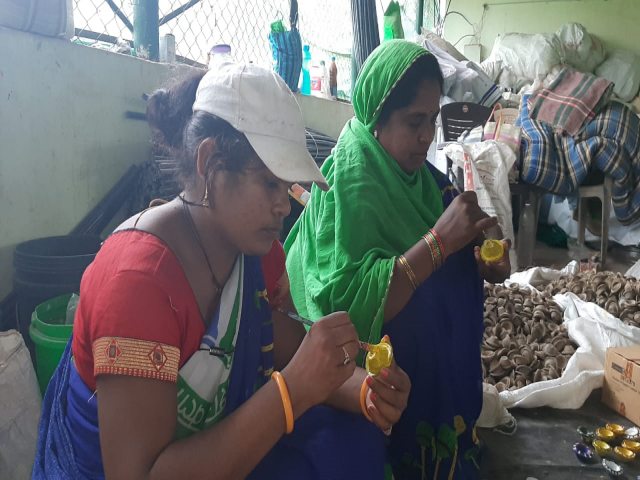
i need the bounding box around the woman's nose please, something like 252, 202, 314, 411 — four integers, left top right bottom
274, 188, 292, 218
419, 125, 434, 145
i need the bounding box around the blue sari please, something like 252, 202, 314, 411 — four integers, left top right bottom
32, 255, 385, 479
384, 166, 484, 480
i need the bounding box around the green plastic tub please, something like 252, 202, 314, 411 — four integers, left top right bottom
29, 293, 74, 394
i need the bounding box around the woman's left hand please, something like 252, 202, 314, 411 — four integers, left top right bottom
475, 239, 511, 284
365, 359, 411, 435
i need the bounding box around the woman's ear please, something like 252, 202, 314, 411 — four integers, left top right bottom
195, 137, 217, 179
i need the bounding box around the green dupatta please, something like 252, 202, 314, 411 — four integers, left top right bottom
284, 40, 444, 344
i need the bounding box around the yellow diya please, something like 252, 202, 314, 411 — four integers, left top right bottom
593, 440, 612, 457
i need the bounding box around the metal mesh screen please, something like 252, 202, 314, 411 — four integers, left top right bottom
72, 0, 446, 98
73, 0, 133, 50
158, 0, 290, 66
73, 0, 356, 95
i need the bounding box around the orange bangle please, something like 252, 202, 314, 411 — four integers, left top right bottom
271, 371, 294, 434
360, 377, 373, 422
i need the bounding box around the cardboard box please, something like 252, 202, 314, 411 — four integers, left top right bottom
602, 345, 640, 427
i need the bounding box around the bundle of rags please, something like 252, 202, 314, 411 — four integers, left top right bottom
528, 67, 613, 136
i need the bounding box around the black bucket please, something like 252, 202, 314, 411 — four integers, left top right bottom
13, 235, 102, 356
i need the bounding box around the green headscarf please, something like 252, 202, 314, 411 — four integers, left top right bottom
284, 40, 444, 344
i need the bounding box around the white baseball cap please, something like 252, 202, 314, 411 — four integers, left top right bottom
192, 62, 328, 191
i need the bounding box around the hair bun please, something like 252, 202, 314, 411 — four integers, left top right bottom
146, 70, 206, 150
146, 88, 172, 141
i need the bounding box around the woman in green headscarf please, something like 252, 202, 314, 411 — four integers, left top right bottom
285, 40, 510, 479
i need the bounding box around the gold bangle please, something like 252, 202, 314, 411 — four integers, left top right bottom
398, 255, 418, 290
422, 232, 443, 270
422, 234, 437, 268
271, 371, 294, 434
360, 377, 373, 422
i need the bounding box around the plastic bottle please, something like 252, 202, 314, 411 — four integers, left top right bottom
300, 45, 311, 95
208, 43, 232, 69
518, 202, 536, 266
329, 56, 338, 99
310, 62, 323, 97
159, 33, 176, 63
320, 60, 330, 98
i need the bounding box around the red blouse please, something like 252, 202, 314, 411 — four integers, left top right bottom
72, 230, 286, 391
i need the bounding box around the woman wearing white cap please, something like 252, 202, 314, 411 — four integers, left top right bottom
32, 63, 410, 479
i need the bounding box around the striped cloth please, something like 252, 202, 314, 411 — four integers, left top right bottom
528, 68, 613, 136
518, 94, 640, 224
268, 0, 302, 92
269, 28, 302, 92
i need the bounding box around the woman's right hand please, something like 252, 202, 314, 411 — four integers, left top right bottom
433, 191, 498, 258
282, 311, 359, 415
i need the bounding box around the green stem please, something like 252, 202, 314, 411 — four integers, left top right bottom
433, 459, 441, 480
447, 446, 458, 480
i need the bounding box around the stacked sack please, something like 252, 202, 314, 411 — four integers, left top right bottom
481, 22, 640, 106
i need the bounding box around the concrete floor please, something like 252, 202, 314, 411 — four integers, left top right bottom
479, 390, 640, 480
528, 240, 639, 275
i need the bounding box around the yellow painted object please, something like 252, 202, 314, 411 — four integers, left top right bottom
613, 446, 635, 462
621, 440, 640, 453
365, 338, 393, 376
596, 427, 616, 442
606, 423, 626, 437
480, 239, 504, 263
593, 440, 612, 457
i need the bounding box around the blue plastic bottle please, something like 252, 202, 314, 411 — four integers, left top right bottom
300, 45, 311, 95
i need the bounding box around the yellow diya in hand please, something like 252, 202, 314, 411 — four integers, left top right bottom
365, 336, 393, 376
480, 239, 504, 263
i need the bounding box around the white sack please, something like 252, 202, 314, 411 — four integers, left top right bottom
486, 33, 562, 83
477, 383, 516, 430
497, 268, 640, 409
480, 59, 503, 83
557, 23, 606, 73
0, 330, 41, 480
596, 50, 640, 102
626, 259, 640, 279
420, 30, 467, 62
445, 141, 518, 271
424, 37, 501, 105
506, 261, 579, 290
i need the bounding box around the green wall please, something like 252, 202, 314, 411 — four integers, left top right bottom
443, 0, 640, 61
0, 26, 351, 300
0, 27, 185, 299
